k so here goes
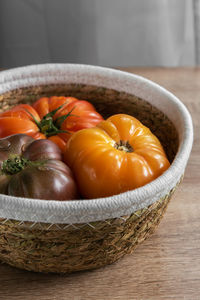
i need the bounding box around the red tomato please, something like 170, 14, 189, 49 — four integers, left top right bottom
0, 96, 103, 152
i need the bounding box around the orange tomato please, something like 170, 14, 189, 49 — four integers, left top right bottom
64, 114, 170, 199
0, 97, 103, 152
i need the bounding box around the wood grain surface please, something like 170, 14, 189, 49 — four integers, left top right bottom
0, 67, 199, 300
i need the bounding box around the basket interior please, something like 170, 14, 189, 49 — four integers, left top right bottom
0, 83, 179, 163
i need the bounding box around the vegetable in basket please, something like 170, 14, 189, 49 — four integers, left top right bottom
64, 114, 170, 199
0, 134, 79, 200
0, 96, 103, 152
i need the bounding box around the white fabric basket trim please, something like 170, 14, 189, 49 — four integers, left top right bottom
0, 64, 193, 224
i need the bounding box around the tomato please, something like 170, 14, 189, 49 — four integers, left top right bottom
0, 134, 79, 200
0, 97, 103, 152
64, 114, 170, 199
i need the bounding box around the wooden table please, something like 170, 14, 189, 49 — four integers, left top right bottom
0, 68, 199, 300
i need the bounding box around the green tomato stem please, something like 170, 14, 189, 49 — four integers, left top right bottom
1, 156, 29, 175
1, 155, 46, 175
25, 103, 76, 137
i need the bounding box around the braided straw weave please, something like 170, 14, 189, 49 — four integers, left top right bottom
0, 83, 179, 273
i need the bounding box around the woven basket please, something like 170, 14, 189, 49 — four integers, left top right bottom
0, 64, 193, 273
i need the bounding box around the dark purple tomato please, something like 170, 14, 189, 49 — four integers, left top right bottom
0, 134, 79, 200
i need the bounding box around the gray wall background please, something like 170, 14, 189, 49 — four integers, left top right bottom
0, 0, 195, 68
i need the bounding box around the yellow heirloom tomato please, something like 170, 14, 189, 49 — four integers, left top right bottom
64, 114, 170, 199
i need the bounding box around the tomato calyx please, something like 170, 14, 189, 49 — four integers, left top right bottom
1, 155, 45, 175
26, 104, 76, 137
114, 140, 134, 153
1, 156, 29, 175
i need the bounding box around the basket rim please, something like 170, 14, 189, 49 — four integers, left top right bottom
0, 64, 193, 224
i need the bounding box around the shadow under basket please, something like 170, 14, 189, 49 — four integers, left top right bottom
0, 83, 179, 273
